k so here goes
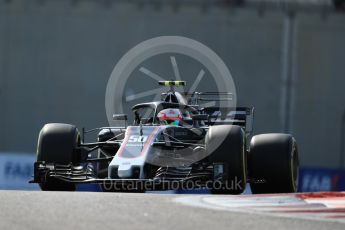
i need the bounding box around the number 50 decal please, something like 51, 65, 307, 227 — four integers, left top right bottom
128, 135, 148, 143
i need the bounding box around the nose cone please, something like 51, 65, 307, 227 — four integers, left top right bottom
117, 164, 133, 178
108, 164, 133, 178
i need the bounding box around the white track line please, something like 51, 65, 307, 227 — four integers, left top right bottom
174, 192, 345, 223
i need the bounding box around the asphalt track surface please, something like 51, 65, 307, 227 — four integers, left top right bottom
1, 191, 344, 230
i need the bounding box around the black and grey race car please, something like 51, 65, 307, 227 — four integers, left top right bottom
31, 81, 299, 194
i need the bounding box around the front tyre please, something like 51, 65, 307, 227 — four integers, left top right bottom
37, 123, 80, 191
248, 134, 299, 194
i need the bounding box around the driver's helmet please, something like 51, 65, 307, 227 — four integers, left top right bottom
157, 108, 182, 126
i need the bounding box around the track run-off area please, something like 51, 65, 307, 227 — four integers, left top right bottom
1, 191, 345, 230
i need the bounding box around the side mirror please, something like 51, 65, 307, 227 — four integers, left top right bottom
192, 114, 209, 121
140, 118, 149, 124
112, 114, 128, 121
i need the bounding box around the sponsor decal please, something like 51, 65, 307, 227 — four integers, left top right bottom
0, 152, 38, 190
298, 167, 345, 192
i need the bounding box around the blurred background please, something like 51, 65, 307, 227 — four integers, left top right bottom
0, 0, 345, 191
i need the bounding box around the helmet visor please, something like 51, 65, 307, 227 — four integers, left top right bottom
164, 120, 180, 126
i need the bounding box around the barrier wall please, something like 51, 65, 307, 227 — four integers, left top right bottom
0, 1, 344, 169
0, 152, 38, 190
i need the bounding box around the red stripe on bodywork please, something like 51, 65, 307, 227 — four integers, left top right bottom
140, 127, 160, 157
116, 127, 131, 157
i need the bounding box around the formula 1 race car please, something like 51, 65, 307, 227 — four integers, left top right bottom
31, 81, 299, 194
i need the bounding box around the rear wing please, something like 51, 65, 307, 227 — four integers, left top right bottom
201, 106, 254, 135
186, 92, 233, 106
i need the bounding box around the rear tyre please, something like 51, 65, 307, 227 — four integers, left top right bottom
248, 134, 299, 194
37, 123, 80, 191
206, 125, 247, 195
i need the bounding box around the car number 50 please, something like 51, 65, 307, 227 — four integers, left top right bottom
128, 135, 148, 143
